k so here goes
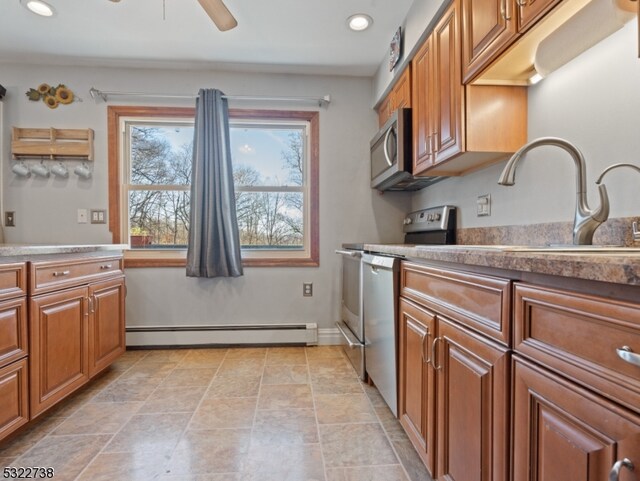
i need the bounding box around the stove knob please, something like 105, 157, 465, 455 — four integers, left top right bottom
434, 213, 441, 221
403, 217, 413, 225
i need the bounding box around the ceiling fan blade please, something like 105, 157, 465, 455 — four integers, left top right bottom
197, 0, 238, 31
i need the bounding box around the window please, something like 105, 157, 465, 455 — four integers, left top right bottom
108, 106, 319, 268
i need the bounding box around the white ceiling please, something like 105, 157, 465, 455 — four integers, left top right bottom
0, 0, 415, 76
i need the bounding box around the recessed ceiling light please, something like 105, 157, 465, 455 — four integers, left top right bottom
20, 0, 56, 17
347, 14, 373, 32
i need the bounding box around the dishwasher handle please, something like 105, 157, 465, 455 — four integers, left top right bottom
335, 249, 362, 258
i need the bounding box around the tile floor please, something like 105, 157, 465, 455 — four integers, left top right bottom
0, 346, 432, 481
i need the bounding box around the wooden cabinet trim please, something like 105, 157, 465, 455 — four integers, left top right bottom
0, 297, 28, 368
514, 282, 640, 411
0, 262, 27, 301
401, 261, 511, 345
30, 255, 124, 296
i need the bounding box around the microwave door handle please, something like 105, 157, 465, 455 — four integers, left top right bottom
383, 127, 395, 167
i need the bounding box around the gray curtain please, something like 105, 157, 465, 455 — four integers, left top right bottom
186, 89, 243, 278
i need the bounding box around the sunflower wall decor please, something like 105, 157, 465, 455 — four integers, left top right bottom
25, 83, 76, 109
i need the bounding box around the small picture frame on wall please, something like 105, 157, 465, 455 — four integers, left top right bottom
389, 27, 402, 71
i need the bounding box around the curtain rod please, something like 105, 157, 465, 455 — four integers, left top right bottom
88, 87, 331, 108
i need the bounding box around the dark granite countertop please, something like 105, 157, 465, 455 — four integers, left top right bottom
364, 244, 640, 286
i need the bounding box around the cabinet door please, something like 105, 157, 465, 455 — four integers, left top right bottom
412, 36, 434, 174
517, 0, 561, 33
378, 94, 392, 128
398, 298, 437, 475
432, 0, 464, 164
513, 355, 640, 481
0, 297, 28, 367
89, 277, 126, 377
394, 67, 412, 110
461, 0, 518, 83
435, 316, 510, 481
29, 286, 89, 418
0, 358, 29, 442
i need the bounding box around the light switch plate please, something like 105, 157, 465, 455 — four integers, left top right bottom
477, 194, 491, 217
91, 209, 107, 224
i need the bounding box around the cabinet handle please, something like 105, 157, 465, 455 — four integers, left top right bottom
91, 295, 96, 314
87, 296, 94, 314
501, 0, 512, 20
421, 329, 432, 364
100, 264, 113, 270
431, 132, 439, 154
52, 270, 70, 277
431, 337, 443, 370
616, 346, 640, 367
609, 458, 634, 481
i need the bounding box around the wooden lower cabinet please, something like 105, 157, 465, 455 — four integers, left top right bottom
398, 298, 437, 473
0, 297, 28, 367
29, 286, 90, 418
436, 316, 510, 481
89, 276, 126, 377
512, 355, 640, 481
0, 358, 29, 441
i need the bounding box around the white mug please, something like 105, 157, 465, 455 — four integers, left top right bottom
74, 162, 92, 179
31, 162, 50, 178
11, 161, 31, 177
51, 162, 69, 178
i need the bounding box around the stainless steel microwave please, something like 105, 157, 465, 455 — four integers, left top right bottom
370, 108, 443, 191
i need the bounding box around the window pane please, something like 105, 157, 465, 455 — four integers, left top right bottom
129, 190, 190, 248
230, 126, 304, 187
235, 192, 303, 249
130, 126, 193, 186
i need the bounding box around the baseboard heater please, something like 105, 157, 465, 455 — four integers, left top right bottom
126, 323, 318, 347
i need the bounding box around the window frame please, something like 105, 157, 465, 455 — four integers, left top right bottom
107, 106, 319, 268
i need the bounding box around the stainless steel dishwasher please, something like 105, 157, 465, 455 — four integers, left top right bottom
362, 252, 400, 416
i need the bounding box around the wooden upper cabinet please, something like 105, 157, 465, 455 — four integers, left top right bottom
411, 0, 527, 176
432, 3, 464, 163
377, 66, 412, 128
393, 66, 412, 111
517, 0, 562, 35
461, 0, 518, 83
513, 355, 640, 481
398, 298, 437, 475
412, 35, 434, 174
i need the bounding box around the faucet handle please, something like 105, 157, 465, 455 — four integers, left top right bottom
633, 221, 640, 242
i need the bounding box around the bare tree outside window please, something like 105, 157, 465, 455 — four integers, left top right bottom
128, 123, 307, 251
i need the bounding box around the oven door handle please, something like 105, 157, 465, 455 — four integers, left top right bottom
336, 321, 364, 348
335, 249, 362, 258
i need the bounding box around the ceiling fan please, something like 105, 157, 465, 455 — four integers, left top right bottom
108, 0, 238, 31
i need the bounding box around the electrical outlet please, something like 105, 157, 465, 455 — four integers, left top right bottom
91, 209, 107, 224
477, 194, 491, 217
303, 282, 313, 297
77, 209, 88, 224
5, 211, 15, 227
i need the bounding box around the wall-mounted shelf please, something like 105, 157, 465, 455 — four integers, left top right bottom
11, 128, 94, 161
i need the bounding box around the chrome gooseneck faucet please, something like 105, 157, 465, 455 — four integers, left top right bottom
497, 137, 609, 245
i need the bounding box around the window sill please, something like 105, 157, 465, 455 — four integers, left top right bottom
124, 255, 319, 268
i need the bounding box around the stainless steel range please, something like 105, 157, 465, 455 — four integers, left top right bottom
336, 205, 457, 411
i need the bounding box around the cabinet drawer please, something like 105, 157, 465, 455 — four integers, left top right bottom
0, 297, 28, 368
30, 256, 123, 295
0, 262, 27, 301
401, 262, 511, 345
0, 358, 29, 442
514, 283, 640, 411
